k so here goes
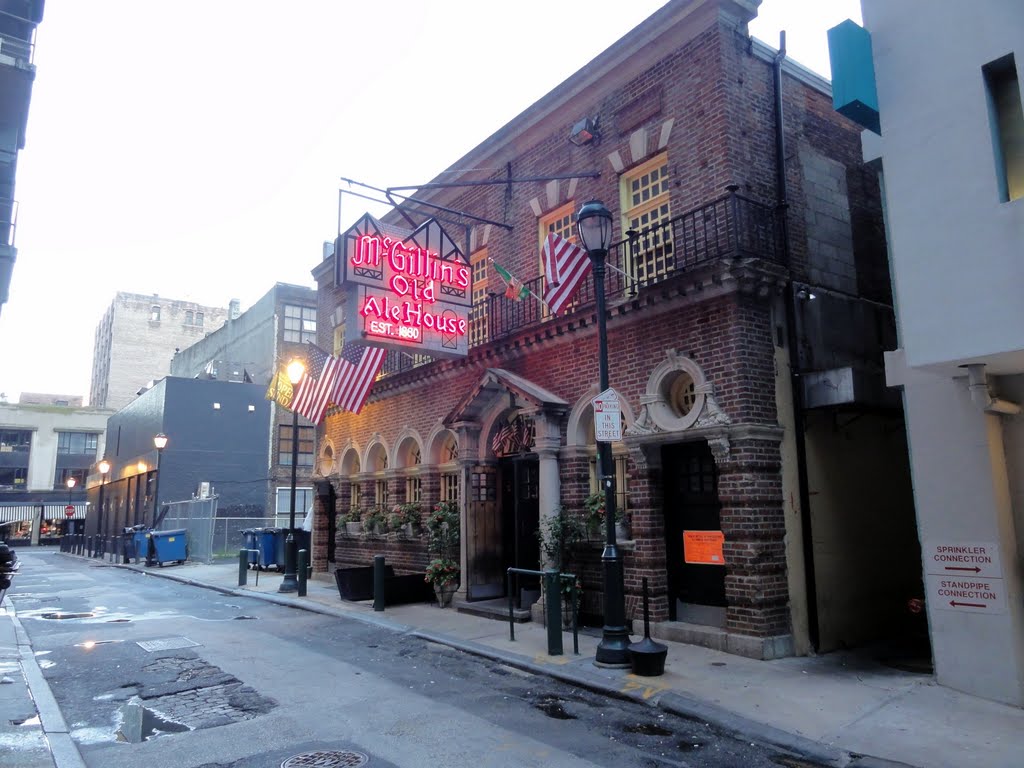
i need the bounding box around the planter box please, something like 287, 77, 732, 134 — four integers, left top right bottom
333, 565, 434, 606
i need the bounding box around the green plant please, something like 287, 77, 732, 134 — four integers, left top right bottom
584, 491, 624, 524
424, 557, 459, 586
427, 501, 459, 552
392, 502, 421, 527
363, 505, 387, 533
345, 507, 363, 523
537, 508, 588, 570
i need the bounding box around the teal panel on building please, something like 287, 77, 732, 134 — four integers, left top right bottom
827, 20, 881, 135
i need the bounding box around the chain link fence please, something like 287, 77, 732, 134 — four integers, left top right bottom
155, 497, 291, 564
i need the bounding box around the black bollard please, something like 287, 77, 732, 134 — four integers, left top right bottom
373, 555, 386, 612
238, 549, 248, 586
298, 550, 308, 597
544, 571, 563, 656
627, 577, 668, 676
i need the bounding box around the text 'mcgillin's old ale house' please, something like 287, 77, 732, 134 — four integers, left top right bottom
307, 0, 922, 662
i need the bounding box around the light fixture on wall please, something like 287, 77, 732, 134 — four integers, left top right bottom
569, 115, 601, 146
796, 287, 817, 301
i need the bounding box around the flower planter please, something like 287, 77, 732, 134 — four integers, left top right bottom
345, 522, 363, 535
433, 581, 457, 608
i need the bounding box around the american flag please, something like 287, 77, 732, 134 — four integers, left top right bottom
290, 344, 343, 424
542, 232, 591, 315
332, 341, 386, 414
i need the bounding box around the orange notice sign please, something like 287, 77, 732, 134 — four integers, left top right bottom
684, 530, 725, 565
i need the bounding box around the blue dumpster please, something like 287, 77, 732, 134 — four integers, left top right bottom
148, 529, 188, 567
123, 526, 149, 563
261, 528, 285, 570
242, 528, 262, 567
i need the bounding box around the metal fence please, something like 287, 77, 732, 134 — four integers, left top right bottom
154, 497, 285, 564
155, 497, 218, 563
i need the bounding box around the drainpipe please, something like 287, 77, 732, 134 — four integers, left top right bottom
966, 364, 1021, 415
774, 32, 821, 652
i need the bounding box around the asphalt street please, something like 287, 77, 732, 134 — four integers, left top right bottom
5, 550, 827, 768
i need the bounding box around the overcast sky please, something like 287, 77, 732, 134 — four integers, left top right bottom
0, 0, 861, 404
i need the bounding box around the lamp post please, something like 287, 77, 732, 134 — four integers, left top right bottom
152, 433, 168, 528
97, 459, 110, 539
577, 199, 630, 667
279, 358, 305, 593
66, 476, 77, 535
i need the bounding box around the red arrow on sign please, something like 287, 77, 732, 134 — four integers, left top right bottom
950, 600, 986, 608
945, 566, 981, 573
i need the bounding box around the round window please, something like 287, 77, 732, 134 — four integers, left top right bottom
667, 372, 696, 417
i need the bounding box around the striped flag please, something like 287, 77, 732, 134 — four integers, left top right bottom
542, 233, 591, 315
291, 344, 343, 424
332, 341, 386, 414
492, 261, 529, 301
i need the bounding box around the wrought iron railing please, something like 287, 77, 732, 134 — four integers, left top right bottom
0, 32, 34, 67
0, 199, 17, 248
377, 189, 780, 377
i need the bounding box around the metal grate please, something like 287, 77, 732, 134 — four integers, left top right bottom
281, 752, 368, 768
136, 637, 201, 652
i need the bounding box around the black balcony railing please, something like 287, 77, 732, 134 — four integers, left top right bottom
376, 190, 781, 379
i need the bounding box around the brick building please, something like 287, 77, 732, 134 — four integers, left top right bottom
90, 292, 231, 410
308, 0, 917, 662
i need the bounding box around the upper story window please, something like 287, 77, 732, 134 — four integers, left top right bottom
150, 305, 161, 322
621, 153, 674, 284
0, 429, 31, 452
284, 304, 317, 344
469, 249, 489, 348
55, 467, 88, 489
983, 53, 1024, 202
278, 423, 314, 466
185, 310, 194, 325
196, 312, 204, 327
57, 431, 98, 455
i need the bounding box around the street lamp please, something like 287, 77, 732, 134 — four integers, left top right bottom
577, 199, 630, 667
97, 459, 110, 539
279, 358, 305, 593
152, 433, 168, 528
66, 476, 77, 533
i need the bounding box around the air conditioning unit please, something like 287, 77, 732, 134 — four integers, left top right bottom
197, 482, 211, 499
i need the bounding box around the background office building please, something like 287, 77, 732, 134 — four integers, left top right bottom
90, 291, 231, 410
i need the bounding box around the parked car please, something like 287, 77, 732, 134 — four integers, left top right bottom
0, 541, 19, 605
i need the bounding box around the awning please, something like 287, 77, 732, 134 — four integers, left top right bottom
0, 503, 87, 523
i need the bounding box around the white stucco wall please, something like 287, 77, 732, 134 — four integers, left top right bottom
864, 1, 1024, 373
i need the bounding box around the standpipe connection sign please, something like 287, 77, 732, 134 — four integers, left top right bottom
924, 541, 1007, 615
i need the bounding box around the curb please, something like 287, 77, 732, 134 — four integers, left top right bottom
11, 612, 88, 768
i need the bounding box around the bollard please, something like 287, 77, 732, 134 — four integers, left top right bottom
88, 536, 94, 557
543, 570, 564, 656
373, 555, 386, 612
298, 550, 308, 597
238, 549, 248, 586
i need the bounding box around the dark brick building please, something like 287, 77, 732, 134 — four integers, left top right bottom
308, 0, 917, 661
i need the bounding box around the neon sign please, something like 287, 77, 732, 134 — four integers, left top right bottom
352, 235, 469, 342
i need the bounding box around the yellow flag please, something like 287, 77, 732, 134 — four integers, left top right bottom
265, 366, 294, 409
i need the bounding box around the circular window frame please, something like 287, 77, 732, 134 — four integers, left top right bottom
644, 352, 709, 432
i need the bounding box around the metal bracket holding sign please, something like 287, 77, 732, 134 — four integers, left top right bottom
592, 388, 622, 443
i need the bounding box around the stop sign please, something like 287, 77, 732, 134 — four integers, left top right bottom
65, 505, 75, 518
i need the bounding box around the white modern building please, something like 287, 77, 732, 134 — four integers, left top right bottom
832, 2, 1024, 705
0, 397, 113, 544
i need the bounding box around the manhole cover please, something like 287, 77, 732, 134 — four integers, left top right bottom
137, 637, 201, 652
281, 751, 368, 768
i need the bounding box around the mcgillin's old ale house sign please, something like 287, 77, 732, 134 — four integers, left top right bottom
335, 213, 470, 359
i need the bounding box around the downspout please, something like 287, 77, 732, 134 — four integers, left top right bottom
774, 32, 821, 652
966, 364, 1021, 415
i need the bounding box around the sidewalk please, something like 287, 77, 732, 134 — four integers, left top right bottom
11, 553, 1024, 768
